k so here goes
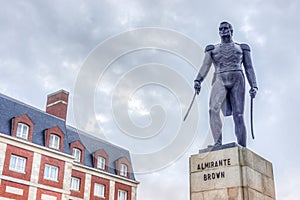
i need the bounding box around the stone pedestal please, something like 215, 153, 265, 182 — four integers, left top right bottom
190, 143, 275, 200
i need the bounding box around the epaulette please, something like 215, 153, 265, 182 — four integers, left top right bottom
205, 45, 214, 52
240, 43, 251, 51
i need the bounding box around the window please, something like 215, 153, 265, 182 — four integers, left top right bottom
16, 123, 29, 139
11, 114, 34, 142
49, 134, 60, 150
120, 164, 128, 177
45, 126, 65, 151
44, 164, 58, 181
9, 155, 26, 173
70, 177, 80, 191
97, 156, 106, 170
118, 190, 127, 200
94, 183, 105, 197
93, 149, 108, 171
72, 148, 82, 162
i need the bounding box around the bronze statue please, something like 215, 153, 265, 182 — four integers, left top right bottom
194, 22, 258, 147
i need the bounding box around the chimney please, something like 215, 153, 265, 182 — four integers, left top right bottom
46, 90, 69, 121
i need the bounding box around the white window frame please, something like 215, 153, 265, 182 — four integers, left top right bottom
44, 164, 58, 181
97, 156, 106, 170
9, 155, 26, 173
120, 163, 128, 177
118, 189, 127, 200
49, 134, 60, 150
94, 183, 105, 198
16, 123, 29, 140
72, 148, 82, 162
70, 177, 80, 191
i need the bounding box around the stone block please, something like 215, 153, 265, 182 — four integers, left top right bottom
203, 189, 228, 200
191, 192, 204, 200
191, 165, 242, 192
242, 166, 263, 192
266, 161, 274, 178
239, 147, 271, 177
190, 146, 240, 173
262, 175, 276, 198
227, 187, 243, 200
190, 143, 276, 200
245, 187, 274, 200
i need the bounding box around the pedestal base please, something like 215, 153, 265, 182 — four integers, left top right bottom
190, 143, 275, 200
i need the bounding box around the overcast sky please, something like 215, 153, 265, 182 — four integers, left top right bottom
1, 1, 300, 199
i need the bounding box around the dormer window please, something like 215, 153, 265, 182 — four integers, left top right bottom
120, 164, 128, 177
72, 148, 82, 162
93, 149, 108, 171
45, 126, 64, 151
97, 156, 106, 170
49, 134, 60, 150
16, 123, 29, 140
11, 114, 34, 142
116, 157, 130, 178
70, 140, 85, 164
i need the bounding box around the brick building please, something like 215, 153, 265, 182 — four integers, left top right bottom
0, 90, 139, 200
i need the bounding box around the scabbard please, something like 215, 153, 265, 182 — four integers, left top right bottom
250, 97, 255, 139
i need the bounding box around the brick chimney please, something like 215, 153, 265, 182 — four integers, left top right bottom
46, 90, 69, 121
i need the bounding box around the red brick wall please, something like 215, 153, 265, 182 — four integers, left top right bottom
2, 144, 34, 181
36, 188, 62, 200
115, 182, 132, 200
70, 169, 86, 199
0, 180, 29, 199
90, 175, 110, 200
46, 90, 69, 121
47, 90, 69, 105
38, 155, 65, 189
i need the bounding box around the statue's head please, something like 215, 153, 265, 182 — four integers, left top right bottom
219, 21, 233, 39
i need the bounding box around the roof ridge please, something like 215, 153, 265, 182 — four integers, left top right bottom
0, 92, 65, 122
66, 125, 130, 153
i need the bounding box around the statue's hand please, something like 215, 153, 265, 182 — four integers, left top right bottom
194, 80, 201, 95
249, 87, 258, 98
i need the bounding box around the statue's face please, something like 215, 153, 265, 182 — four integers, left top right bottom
219, 23, 232, 38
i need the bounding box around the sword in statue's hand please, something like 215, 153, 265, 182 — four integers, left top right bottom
183, 91, 197, 121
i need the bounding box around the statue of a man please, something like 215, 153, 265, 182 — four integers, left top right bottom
194, 21, 258, 147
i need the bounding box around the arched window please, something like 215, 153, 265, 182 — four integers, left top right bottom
44, 126, 65, 151
16, 123, 29, 140
93, 149, 108, 171
115, 157, 131, 178
49, 134, 60, 150
97, 156, 106, 170
70, 140, 85, 164
120, 164, 128, 177
72, 148, 82, 162
11, 114, 34, 141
